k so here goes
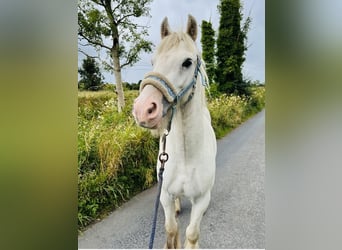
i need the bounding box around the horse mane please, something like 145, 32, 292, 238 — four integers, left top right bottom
198, 61, 210, 106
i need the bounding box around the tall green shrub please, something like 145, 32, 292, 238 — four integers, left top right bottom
216, 0, 251, 95
201, 20, 216, 84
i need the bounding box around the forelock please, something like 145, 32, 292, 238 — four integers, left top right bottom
156, 32, 197, 55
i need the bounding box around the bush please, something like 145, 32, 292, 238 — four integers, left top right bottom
78, 126, 158, 229
208, 94, 248, 138
78, 91, 158, 230
208, 86, 265, 138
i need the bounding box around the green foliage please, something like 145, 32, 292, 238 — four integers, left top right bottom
78, 0, 154, 68
246, 85, 266, 114
209, 94, 248, 138
78, 57, 104, 90
201, 20, 216, 84
208, 86, 265, 138
122, 82, 140, 91
207, 82, 221, 99
78, 0, 154, 111
101, 83, 115, 91
216, 0, 251, 96
78, 90, 158, 229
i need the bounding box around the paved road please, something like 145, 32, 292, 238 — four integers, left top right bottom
78, 110, 265, 249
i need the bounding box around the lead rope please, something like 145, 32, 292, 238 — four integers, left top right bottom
149, 129, 169, 249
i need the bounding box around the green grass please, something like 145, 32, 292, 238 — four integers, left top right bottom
77, 86, 265, 230
78, 90, 159, 230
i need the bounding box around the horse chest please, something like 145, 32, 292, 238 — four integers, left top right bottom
165, 164, 200, 198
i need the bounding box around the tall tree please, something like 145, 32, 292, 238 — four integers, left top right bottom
78, 0, 153, 112
78, 57, 104, 90
201, 20, 216, 84
216, 0, 251, 95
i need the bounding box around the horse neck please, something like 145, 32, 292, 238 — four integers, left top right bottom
182, 84, 205, 130
169, 83, 206, 149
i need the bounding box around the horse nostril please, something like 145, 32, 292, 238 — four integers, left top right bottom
148, 102, 157, 115
146, 102, 158, 121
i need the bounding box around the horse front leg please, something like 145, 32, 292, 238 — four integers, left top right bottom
160, 190, 181, 249
184, 191, 211, 249
175, 197, 181, 215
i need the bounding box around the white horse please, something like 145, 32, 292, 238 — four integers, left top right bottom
133, 15, 216, 249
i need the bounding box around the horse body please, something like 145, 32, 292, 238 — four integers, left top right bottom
162, 96, 216, 199
133, 15, 216, 249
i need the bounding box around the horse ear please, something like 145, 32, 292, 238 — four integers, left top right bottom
161, 17, 171, 39
186, 14, 197, 41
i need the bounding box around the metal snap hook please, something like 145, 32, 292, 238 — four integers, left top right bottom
159, 152, 169, 162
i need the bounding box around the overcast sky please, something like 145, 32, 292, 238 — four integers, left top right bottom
78, 0, 265, 84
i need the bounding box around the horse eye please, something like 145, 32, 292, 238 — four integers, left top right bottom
182, 58, 192, 68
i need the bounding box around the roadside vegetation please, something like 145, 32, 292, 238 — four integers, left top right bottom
78, 85, 265, 230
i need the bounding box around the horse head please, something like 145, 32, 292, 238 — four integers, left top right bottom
133, 15, 200, 130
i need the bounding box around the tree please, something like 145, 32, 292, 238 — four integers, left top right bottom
216, 0, 251, 95
78, 0, 153, 112
78, 57, 104, 90
201, 20, 216, 84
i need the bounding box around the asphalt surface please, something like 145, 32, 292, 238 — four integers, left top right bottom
78, 110, 265, 249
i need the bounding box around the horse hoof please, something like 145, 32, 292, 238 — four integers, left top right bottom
184, 241, 199, 249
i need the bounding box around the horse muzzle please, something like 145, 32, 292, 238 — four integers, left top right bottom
133, 85, 164, 129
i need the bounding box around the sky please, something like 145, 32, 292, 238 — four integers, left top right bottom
78, 0, 265, 84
